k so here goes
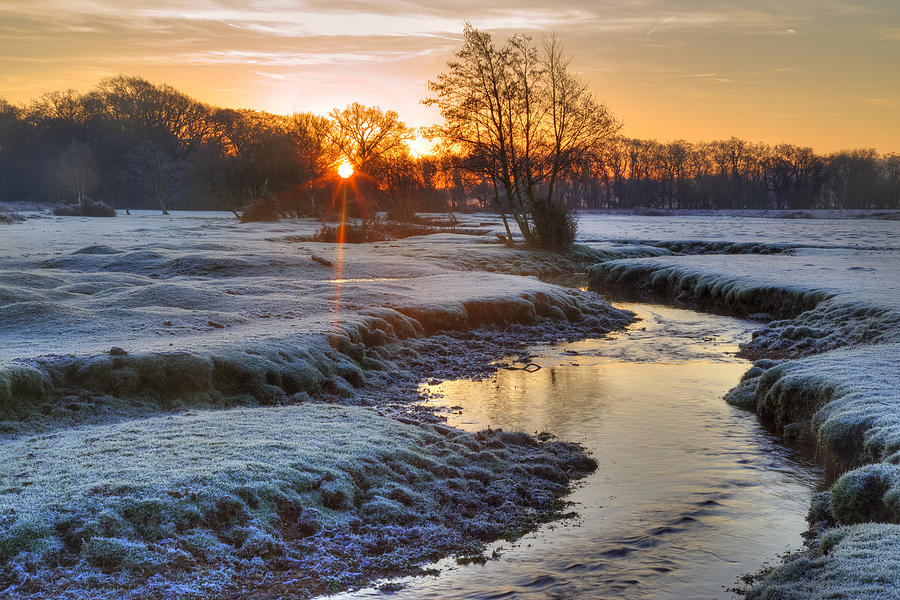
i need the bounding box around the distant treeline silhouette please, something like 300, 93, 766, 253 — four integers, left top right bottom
0, 76, 450, 219
567, 137, 899, 210
1, 76, 897, 214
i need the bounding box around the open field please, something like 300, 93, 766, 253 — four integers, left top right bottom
0, 211, 629, 598
2, 209, 899, 598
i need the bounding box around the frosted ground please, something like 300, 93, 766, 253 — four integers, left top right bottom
0, 210, 630, 598
584, 213, 900, 598
2, 208, 900, 598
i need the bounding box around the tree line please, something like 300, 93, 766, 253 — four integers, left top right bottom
1, 66, 897, 224
0, 76, 451, 220
558, 136, 900, 211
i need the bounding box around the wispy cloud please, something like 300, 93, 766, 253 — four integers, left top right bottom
182, 48, 437, 66
0, 0, 897, 151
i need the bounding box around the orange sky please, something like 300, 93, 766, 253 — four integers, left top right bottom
1, 0, 898, 153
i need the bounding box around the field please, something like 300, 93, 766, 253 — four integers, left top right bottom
2, 208, 899, 598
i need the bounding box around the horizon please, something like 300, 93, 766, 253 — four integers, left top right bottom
2, 1, 898, 154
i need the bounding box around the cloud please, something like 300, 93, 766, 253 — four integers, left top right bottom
182, 48, 437, 67
0, 0, 820, 42
254, 71, 288, 80
0, 0, 897, 152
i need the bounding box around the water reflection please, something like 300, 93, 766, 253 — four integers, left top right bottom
335, 304, 822, 600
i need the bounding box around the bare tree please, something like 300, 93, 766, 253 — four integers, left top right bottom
425, 25, 619, 249
886, 153, 900, 208
327, 103, 414, 174
371, 154, 424, 222
58, 141, 98, 206
127, 140, 181, 214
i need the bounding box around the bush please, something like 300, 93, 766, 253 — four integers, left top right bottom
239, 196, 280, 222
240, 187, 327, 222
53, 200, 116, 217
0, 207, 24, 224
312, 219, 449, 243
314, 220, 382, 243
529, 198, 577, 251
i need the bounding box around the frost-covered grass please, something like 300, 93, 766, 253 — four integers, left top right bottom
573, 211, 900, 248
726, 346, 900, 469
744, 523, 900, 600
583, 232, 900, 598
584, 207, 900, 221
0, 404, 596, 599
0, 282, 626, 432
0, 214, 629, 431
589, 251, 900, 356
0, 218, 623, 361
7, 211, 897, 597
0, 212, 627, 597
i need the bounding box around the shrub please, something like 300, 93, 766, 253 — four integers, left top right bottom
53, 200, 116, 217
529, 198, 578, 251
0, 207, 24, 224
314, 220, 383, 243
239, 196, 280, 222
311, 219, 449, 243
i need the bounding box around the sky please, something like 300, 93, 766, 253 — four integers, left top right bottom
1, 0, 898, 153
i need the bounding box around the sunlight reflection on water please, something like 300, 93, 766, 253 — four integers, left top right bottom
334, 303, 822, 600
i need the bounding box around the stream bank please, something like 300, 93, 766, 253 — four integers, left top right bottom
332, 303, 823, 599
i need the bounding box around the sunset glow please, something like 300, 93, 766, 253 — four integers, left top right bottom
1, 1, 898, 152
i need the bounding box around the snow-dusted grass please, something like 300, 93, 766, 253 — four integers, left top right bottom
0, 404, 595, 599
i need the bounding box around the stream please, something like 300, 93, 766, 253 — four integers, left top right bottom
336, 303, 823, 599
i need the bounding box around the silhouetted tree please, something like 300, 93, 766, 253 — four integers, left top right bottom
426, 25, 619, 249
327, 103, 414, 174
371, 154, 423, 221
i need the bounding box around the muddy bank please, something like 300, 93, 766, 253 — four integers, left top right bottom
587, 251, 900, 598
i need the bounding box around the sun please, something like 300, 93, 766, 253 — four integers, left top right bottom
337, 161, 354, 179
